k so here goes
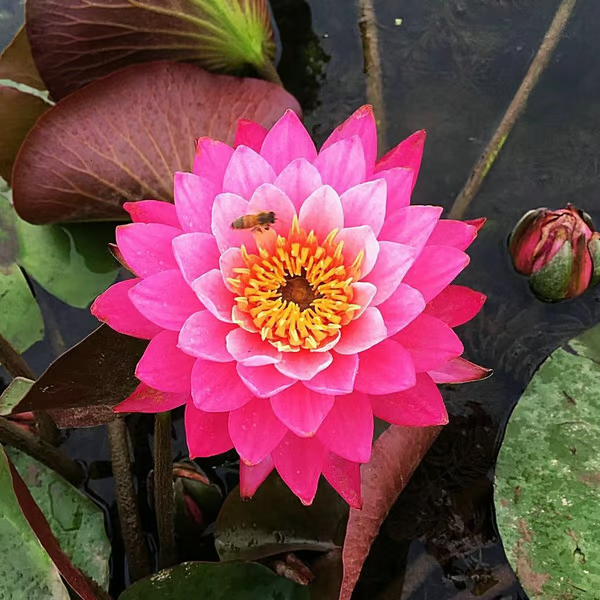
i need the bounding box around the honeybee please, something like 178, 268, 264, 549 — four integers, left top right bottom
231, 211, 276, 232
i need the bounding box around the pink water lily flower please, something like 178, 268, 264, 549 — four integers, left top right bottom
92, 105, 489, 507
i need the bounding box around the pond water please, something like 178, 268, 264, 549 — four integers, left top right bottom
2, 0, 600, 597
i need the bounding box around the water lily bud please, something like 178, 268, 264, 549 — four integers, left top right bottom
509, 204, 599, 302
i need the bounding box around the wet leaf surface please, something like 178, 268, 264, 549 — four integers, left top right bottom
0, 376, 33, 415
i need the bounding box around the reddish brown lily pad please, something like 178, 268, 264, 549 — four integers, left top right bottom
0, 28, 45, 90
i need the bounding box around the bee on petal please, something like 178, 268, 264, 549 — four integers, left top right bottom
231, 211, 276, 233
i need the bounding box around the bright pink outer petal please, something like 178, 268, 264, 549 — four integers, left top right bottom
334, 307, 387, 355
378, 283, 426, 336
234, 119, 268, 152
193, 137, 234, 186
350, 282, 377, 318
270, 384, 335, 437
272, 433, 328, 505
211, 192, 256, 253
316, 392, 373, 463
466, 217, 486, 232
321, 105, 378, 175
247, 183, 296, 237
219, 247, 244, 292
313, 136, 367, 195
260, 109, 317, 174
303, 353, 359, 395
192, 269, 235, 323
115, 223, 180, 278
403, 245, 470, 303
275, 350, 333, 381
237, 363, 296, 398
178, 310, 235, 362
240, 456, 274, 499
298, 185, 344, 241
378, 206, 443, 253
336, 226, 379, 277
393, 313, 464, 372
229, 397, 288, 465
226, 329, 281, 366
222, 145, 276, 200
369, 372, 448, 426
185, 402, 233, 457
339, 179, 387, 237
363, 241, 418, 306
191, 359, 253, 412
427, 219, 478, 251
424, 285, 486, 327
322, 454, 362, 509
91, 279, 162, 339
375, 130, 426, 191
273, 158, 323, 211
429, 357, 492, 384
370, 167, 414, 213
172, 232, 220, 285
114, 383, 188, 413
173, 172, 217, 234
129, 270, 201, 331
354, 339, 416, 394
123, 200, 180, 228
135, 330, 195, 393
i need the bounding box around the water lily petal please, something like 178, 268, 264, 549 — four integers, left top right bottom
424, 285, 486, 327
234, 119, 268, 152
247, 183, 296, 237
378, 283, 425, 336
427, 219, 478, 251
429, 357, 492, 384
274, 158, 323, 210
336, 226, 379, 277
114, 383, 188, 413
237, 363, 296, 397
185, 403, 233, 457
124, 200, 180, 228
191, 359, 253, 412
314, 136, 366, 194
172, 232, 220, 285
370, 167, 413, 213
211, 192, 255, 253
223, 145, 275, 200
298, 185, 344, 241
379, 205, 442, 253
340, 179, 386, 236
178, 310, 234, 362
240, 456, 274, 499
193, 137, 234, 186
303, 352, 359, 395
375, 130, 426, 190
275, 350, 332, 381
350, 282, 377, 318
226, 329, 281, 366
335, 307, 387, 355
174, 172, 217, 234
192, 269, 235, 323
323, 454, 362, 509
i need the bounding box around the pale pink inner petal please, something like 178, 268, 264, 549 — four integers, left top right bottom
185, 403, 233, 457
219, 247, 245, 292
429, 357, 491, 384
334, 307, 387, 355
313, 136, 366, 194
378, 205, 442, 253
247, 183, 296, 236
123, 200, 180, 228
191, 359, 253, 412
178, 310, 234, 362
427, 219, 478, 251
424, 285, 486, 328
172, 232, 220, 285
339, 179, 387, 237
378, 283, 426, 336
350, 282, 377, 318
226, 329, 282, 366
298, 185, 344, 242
336, 226, 379, 277
222, 145, 276, 200
303, 352, 359, 395
193, 137, 234, 186
211, 192, 256, 254
192, 269, 235, 323
237, 363, 296, 398
275, 350, 332, 381
322, 453, 362, 509
114, 383, 188, 414
232, 306, 259, 333
274, 158, 323, 211
375, 130, 426, 190
234, 119, 268, 152
174, 172, 217, 234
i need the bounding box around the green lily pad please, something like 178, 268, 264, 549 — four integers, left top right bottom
495, 323, 600, 598
0, 446, 69, 600
119, 561, 309, 600
6, 447, 111, 589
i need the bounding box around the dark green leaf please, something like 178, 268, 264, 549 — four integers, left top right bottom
0, 190, 19, 269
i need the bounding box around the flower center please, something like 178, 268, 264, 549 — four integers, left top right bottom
229, 216, 363, 352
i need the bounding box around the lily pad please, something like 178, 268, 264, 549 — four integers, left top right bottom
495, 323, 600, 599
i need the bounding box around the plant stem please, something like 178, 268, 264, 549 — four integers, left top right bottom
256, 59, 283, 87
107, 417, 151, 582
448, 0, 577, 220
154, 412, 177, 570
0, 416, 83, 484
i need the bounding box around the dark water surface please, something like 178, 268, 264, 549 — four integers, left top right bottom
3, 1, 600, 598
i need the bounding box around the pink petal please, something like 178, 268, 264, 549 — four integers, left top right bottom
234, 119, 268, 152
298, 185, 344, 241
335, 307, 387, 355
135, 330, 195, 393
211, 192, 255, 253
222, 145, 276, 200
178, 310, 234, 362
378, 283, 425, 336
91, 279, 162, 339
129, 270, 201, 330
191, 359, 253, 412
273, 158, 323, 211
229, 396, 288, 465
370, 167, 413, 213
247, 183, 296, 237
237, 363, 296, 398
193, 137, 234, 186
393, 313, 463, 372
123, 200, 180, 228
378, 205, 442, 253
339, 179, 387, 237
275, 350, 332, 381
303, 353, 358, 395
314, 136, 366, 195
185, 403, 233, 457
226, 329, 281, 366
116, 223, 179, 278
232, 306, 259, 333
424, 285, 486, 327
240, 456, 274, 499
429, 357, 492, 384
260, 109, 317, 174
220, 247, 244, 292
336, 226, 379, 277
363, 241, 418, 305
370, 373, 448, 426
375, 130, 426, 191
172, 232, 220, 285
354, 340, 416, 394
192, 269, 235, 323
114, 383, 188, 414
427, 219, 478, 251
466, 217, 486, 232
403, 245, 470, 303
317, 392, 373, 463
270, 384, 335, 437
322, 454, 362, 509
351, 282, 377, 317
272, 433, 328, 505
174, 172, 217, 234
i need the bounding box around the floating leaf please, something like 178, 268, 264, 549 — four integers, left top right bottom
0, 27, 45, 90
0, 188, 19, 268
495, 323, 600, 599
13, 61, 300, 224
119, 561, 308, 600
0, 377, 34, 415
